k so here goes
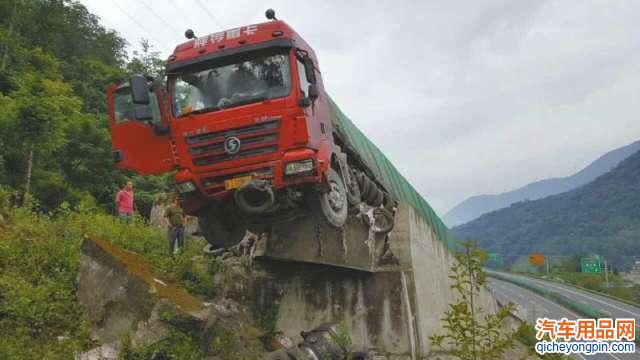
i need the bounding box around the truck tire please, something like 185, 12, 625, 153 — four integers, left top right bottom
355, 171, 366, 190
345, 168, 361, 205
383, 192, 395, 208
362, 177, 379, 205
197, 203, 245, 249
312, 168, 348, 227
371, 189, 384, 207
360, 175, 372, 202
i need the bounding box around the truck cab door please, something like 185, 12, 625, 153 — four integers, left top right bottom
295, 51, 330, 149
107, 82, 175, 175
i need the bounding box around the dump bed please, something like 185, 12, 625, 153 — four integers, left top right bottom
329, 98, 452, 249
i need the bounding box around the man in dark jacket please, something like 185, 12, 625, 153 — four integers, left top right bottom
164, 195, 185, 255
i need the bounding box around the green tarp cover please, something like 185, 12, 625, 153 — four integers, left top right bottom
329, 98, 452, 249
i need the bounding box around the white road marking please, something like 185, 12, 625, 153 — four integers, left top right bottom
489, 279, 581, 318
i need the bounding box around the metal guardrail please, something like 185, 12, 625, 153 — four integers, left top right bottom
522, 273, 640, 309
487, 270, 607, 319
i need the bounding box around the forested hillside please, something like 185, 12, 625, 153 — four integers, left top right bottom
452, 150, 640, 270
444, 140, 640, 227
0, 1, 176, 357
0, 0, 167, 215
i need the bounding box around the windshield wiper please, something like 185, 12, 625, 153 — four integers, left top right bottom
189, 106, 221, 115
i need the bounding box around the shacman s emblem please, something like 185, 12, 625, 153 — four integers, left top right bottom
224, 136, 241, 155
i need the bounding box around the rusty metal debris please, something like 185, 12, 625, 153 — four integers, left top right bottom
203, 230, 267, 260
266, 324, 370, 360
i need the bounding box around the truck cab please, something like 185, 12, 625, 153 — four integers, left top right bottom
107, 12, 388, 248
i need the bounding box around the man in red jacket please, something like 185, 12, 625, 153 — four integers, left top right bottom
115, 181, 134, 223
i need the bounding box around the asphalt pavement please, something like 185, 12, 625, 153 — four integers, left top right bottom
488, 276, 638, 360
491, 271, 640, 322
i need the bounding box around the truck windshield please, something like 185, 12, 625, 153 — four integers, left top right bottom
170, 49, 291, 117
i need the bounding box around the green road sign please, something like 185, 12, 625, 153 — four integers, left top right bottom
487, 253, 504, 268
581, 255, 601, 273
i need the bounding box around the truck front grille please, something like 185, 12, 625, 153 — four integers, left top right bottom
193, 146, 277, 166
185, 119, 279, 166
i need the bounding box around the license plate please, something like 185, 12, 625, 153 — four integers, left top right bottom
224, 175, 252, 190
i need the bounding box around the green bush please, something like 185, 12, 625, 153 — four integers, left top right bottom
0, 197, 215, 359
208, 327, 240, 357
119, 330, 203, 360
514, 323, 564, 360
68, 207, 216, 296
0, 206, 93, 359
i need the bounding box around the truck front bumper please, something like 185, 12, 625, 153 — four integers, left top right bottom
174, 148, 324, 204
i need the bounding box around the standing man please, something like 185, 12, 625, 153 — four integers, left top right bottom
115, 181, 134, 223
164, 194, 185, 255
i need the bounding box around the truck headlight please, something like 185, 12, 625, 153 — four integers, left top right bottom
176, 181, 196, 193
285, 159, 314, 175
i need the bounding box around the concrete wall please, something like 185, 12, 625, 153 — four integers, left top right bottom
261, 203, 497, 359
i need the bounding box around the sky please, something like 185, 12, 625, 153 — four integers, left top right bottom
80, 0, 640, 215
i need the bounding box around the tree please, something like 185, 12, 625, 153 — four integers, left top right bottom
430, 241, 515, 359
0, 48, 81, 204
0, 0, 172, 212
126, 39, 166, 79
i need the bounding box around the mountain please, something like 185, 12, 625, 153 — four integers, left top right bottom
443, 140, 640, 227
451, 149, 640, 270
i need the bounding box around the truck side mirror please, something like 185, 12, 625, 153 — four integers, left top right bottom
303, 59, 316, 84
308, 84, 319, 100
130, 75, 150, 105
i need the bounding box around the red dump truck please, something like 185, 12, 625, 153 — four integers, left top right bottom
107, 10, 450, 250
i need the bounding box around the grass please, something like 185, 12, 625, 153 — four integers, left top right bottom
0, 188, 216, 359
0, 202, 93, 358
513, 323, 564, 360
73, 210, 217, 298
119, 330, 204, 360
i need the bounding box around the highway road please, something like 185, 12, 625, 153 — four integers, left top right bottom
491, 271, 640, 323
488, 277, 638, 360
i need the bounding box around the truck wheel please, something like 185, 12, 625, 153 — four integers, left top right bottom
355, 171, 366, 190
371, 189, 384, 207
362, 177, 379, 205
359, 175, 372, 202
345, 168, 361, 205
198, 203, 245, 249
314, 168, 348, 227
